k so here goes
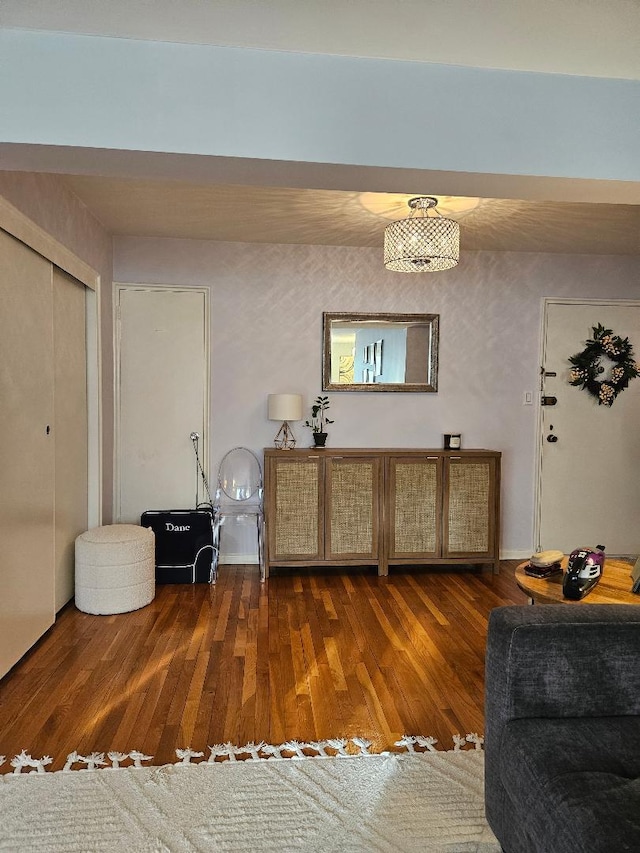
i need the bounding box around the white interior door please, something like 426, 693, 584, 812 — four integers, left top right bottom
0, 229, 55, 678
538, 300, 640, 555
53, 267, 88, 611
116, 286, 209, 523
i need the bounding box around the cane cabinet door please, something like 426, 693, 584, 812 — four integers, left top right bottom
267, 455, 323, 561
443, 456, 498, 558
388, 455, 442, 559
325, 456, 381, 560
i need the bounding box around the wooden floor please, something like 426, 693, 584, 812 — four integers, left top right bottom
0, 562, 526, 771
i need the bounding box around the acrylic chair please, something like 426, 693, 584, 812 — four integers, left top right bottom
212, 447, 265, 582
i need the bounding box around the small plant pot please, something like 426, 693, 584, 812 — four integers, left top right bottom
313, 432, 328, 447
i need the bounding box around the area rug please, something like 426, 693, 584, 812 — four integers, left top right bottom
0, 736, 500, 852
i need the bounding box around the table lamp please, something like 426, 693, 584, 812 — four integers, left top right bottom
268, 393, 303, 450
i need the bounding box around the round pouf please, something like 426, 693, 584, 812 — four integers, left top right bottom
75, 524, 155, 615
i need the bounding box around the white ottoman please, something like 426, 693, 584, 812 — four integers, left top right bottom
75, 524, 155, 615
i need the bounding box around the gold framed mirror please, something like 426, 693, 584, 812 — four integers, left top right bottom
322, 312, 439, 392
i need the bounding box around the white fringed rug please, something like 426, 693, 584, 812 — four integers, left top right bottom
0, 738, 500, 852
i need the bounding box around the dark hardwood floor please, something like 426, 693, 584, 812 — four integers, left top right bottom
0, 562, 527, 771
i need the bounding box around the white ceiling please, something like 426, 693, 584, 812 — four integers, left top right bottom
3, 0, 640, 79
61, 176, 640, 255
3, 1, 639, 255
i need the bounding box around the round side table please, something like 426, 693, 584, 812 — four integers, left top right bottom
515, 557, 638, 605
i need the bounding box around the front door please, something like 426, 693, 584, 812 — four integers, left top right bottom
537, 300, 640, 555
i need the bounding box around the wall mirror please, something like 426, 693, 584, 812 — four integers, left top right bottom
323, 312, 439, 392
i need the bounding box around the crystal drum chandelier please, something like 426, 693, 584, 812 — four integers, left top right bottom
383, 196, 460, 272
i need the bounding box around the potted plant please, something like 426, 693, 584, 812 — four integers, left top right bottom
305, 395, 334, 447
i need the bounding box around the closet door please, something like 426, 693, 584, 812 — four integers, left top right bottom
116, 287, 209, 523
0, 229, 55, 679
53, 268, 88, 611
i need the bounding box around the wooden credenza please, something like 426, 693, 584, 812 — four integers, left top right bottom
263, 448, 501, 577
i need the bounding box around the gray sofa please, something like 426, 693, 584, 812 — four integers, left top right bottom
484, 604, 640, 852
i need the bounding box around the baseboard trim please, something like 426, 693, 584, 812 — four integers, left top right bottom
222, 552, 530, 566
220, 554, 259, 566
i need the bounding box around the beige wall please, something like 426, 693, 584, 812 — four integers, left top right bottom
114, 236, 640, 557
0, 171, 114, 520
3, 170, 639, 552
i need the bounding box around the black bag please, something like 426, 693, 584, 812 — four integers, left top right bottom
140, 509, 215, 583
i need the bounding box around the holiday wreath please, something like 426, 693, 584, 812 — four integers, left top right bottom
568, 323, 639, 406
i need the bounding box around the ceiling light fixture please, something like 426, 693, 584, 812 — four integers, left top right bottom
383, 196, 460, 272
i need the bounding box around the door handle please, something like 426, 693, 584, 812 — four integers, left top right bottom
541, 396, 557, 406
546, 434, 558, 443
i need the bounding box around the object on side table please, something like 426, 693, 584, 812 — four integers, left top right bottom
530, 549, 564, 568
524, 562, 562, 579
525, 548, 564, 578
562, 544, 605, 600
443, 433, 461, 449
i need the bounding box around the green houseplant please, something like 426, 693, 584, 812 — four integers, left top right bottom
305, 395, 334, 447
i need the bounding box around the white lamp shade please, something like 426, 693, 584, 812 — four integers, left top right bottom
268, 393, 303, 421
